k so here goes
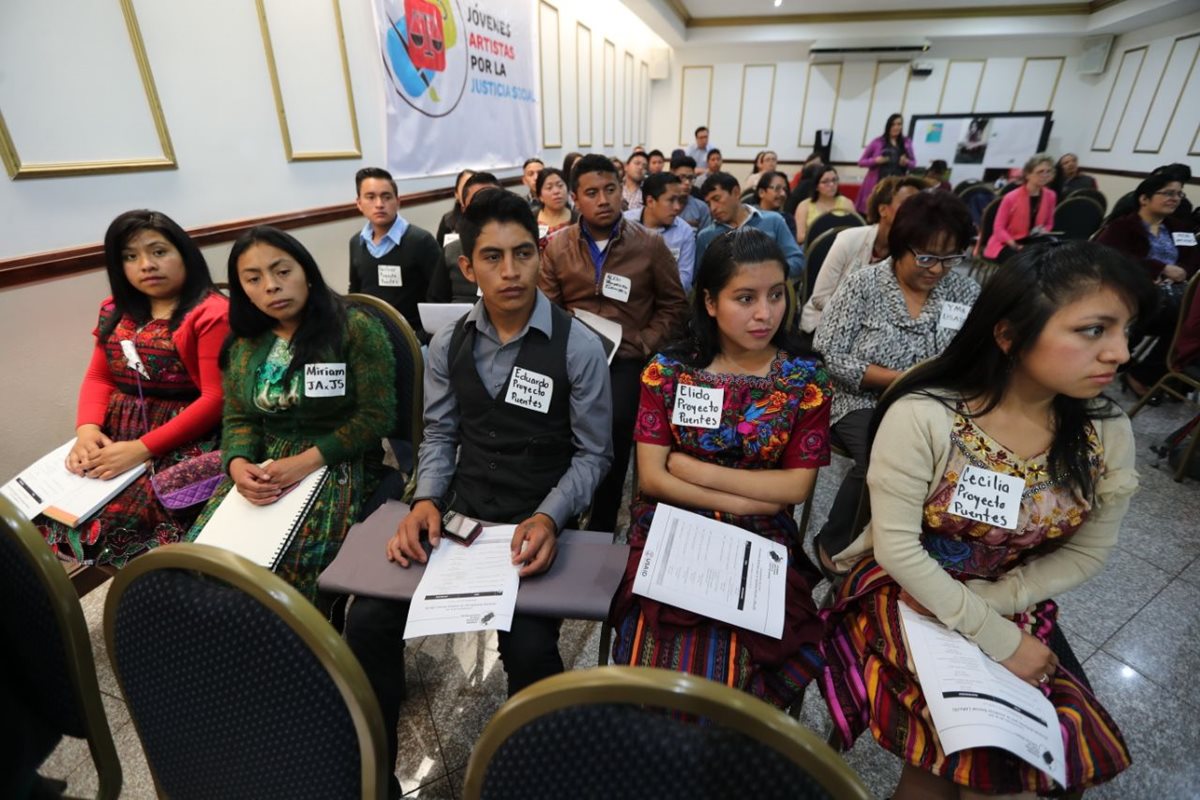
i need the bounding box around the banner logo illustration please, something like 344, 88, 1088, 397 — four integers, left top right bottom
381, 0, 467, 118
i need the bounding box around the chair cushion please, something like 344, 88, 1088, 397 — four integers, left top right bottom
111, 569, 362, 800
481, 703, 832, 800
0, 532, 85, 736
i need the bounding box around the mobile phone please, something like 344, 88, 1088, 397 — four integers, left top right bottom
441, 510, 483, 546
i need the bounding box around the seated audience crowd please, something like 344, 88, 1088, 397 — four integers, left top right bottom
26, 125, 1200, 799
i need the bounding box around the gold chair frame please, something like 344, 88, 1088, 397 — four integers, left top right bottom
1127, 270, 1200, 481
0, 495, 122, 799
347, 293, 425, 501
462, 665, 871, 800
103, 543, 388, 799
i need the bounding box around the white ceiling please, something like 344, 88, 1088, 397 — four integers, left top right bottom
679, 0, 1076, 16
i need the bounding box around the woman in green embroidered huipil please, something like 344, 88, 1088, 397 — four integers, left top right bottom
188, 226, 395, 607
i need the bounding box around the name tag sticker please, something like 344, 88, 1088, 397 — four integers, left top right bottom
538, 224, 549, 239
669, 247, 681, 263
601, 272, 632, 303
305, 363, 347, 397
671, 384, 723, 429
947, 465, 1024, 530
1173, 231, 1197, 247
120, 340, 150, 379
505, 367, 553, 413
939, 301, 971, 331
443, 233, 460, 246
378, 265, 404, 287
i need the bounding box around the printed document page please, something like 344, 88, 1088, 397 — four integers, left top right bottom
1, 440, 145, 524
417, 303, 472, 336
631, 504, 787, 639
899, 603, 1067, 787
403, 526, 521, 639
571, 309, 622, 365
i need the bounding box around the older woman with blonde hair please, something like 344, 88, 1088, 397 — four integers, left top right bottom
984, 153, 1057, 263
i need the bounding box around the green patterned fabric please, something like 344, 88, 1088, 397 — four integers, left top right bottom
188, 307, 396, 603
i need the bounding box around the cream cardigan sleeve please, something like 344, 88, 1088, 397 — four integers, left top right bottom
866, 395, 1138, 661
868, 394, 1025, 660
964, 412, 1137, 615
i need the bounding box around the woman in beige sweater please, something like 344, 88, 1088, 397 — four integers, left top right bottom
820, 241, 1155, 798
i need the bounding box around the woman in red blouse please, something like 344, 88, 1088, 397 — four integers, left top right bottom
41, 210, 229, 566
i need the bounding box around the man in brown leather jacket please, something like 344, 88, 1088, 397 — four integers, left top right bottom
540, 154, 689, 533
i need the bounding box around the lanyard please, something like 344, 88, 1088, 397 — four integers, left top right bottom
581, 220, 620, 286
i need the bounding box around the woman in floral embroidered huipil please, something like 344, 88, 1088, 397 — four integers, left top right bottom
188, 227, 395, 607
820, 241, 1155, 796
609, 228, 832, 708
41, 210, 227, 566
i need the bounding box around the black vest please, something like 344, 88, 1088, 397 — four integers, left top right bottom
447, 305, 575, 523
349, 235, 427, 336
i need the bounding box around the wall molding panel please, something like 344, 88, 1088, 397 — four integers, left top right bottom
679, 65, 714, 146
737, 65, 776, 147
623, 51, 635, 146
938, 60, 985, 113
1011, 56, 1065, 111
1091, 46, 1147, 152
538, 1, 564, 149
1134, 33, 1200, 154
640, 61, 650, 145
576, 23, 593, 147
604, 40, 617, 147
863, 61, 911, 146
0, 0, 175, 178
256, 0, 361, 162
798, 63, 841, 148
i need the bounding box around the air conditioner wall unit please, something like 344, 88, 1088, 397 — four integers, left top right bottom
808, 38, 931, 62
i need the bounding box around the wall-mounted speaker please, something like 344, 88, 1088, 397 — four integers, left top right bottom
1078, 35, 1113, 75
649, 48, 669, 80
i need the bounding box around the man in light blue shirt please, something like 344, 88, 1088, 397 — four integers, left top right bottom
623, 172, 697, 291
697, 171, 805, 279
685, 125, 713, 174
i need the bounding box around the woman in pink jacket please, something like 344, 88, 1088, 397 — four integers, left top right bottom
855, 114, 916, 214
984, 154, 1057, 262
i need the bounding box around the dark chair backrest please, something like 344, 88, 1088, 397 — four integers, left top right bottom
959, 184, 997, 228
0, 496, 121, 798
463, 666, 870, 800
105, 544, 387, 800
804, 209, 862, 249
1053, 196, 1106, 241
347, 293, 424, 479
1166, 270, 1200, 370
953, 179, 981, 196
1068, 187, 1108, 214
975, 197, 1002, 256
804, 225, 853, 299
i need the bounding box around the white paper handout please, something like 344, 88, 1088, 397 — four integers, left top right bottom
1, 440, 147, 526
571, 308, 622, 365
403, 526, 521, 639
632, 504, 787, 639
418, 302, 473, 336
899, 604, 1067, 788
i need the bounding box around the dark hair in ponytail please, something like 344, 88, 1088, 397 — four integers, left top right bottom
870, 240, 1156, 500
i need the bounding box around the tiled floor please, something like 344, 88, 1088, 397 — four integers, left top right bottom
41, 395, 1200, 798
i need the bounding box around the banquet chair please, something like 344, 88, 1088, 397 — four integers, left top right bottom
104, 543, 388, 800
0, 495, 121, 799
463, 666, 871, 800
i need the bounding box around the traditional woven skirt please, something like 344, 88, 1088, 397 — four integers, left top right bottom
820, 558, 1132, 795
610, 501, 826, 709
188, 434, 370, 605
39, 389, 217, 568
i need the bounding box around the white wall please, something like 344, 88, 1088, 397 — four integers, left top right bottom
647, 12, 1200, 176
533, 0, 669, 163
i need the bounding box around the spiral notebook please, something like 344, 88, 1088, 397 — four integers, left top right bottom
192, 467, 328, 570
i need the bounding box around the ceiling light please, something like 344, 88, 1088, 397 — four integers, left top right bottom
774, 0, 782, 6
